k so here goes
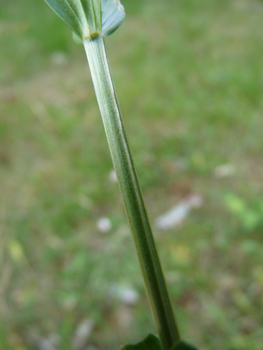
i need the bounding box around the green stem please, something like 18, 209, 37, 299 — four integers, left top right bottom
84, 35, 180, 350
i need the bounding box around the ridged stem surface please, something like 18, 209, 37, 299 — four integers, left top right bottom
84, 36, 180, 350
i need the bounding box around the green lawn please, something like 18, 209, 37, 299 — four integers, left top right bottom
1, 0, 263, 349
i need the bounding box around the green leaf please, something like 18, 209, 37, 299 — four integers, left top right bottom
171, 340, 198, 350
43, 0, 125, 40
43, 0, 91, 39
80, 0, 101, 34
101, 0, 125, 36
120, 336, 198, 350
121, 334, 162, 350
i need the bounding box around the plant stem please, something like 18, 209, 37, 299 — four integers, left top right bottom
84, 35, 180, 350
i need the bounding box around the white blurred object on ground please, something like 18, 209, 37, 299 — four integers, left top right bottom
50, 51, 68, 65
109, 169, 118, 183
72, 319, 94, 350
108, 285, 139, 306
97, 217, 112, 232
155, 194, 203, 230
35, 334, 59, 350
214, 164, 235, 178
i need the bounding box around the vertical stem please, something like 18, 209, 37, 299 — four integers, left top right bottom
84, 36, 180, 350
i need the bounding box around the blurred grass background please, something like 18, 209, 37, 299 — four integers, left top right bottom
1, 0, 263, 349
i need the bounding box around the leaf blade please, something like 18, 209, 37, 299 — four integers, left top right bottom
121, 334, 162, 350
101, 0, 125, 36
43, 0, 125, 39
44, 0, 84, 38
171, 340, 198, 350
80, 0, 102, 34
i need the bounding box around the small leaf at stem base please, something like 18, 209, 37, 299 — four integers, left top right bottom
121, 334, 162, 350
170, 340, 198, 350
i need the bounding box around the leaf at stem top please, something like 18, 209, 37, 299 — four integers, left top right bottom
101, 0, 125, 36
121, 334, 162, 350
43, 0, 125, 40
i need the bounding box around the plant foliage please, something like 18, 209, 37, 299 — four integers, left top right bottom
121, 334, 198, 350
121, 334, 162, 350
43, 0, 125, 39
